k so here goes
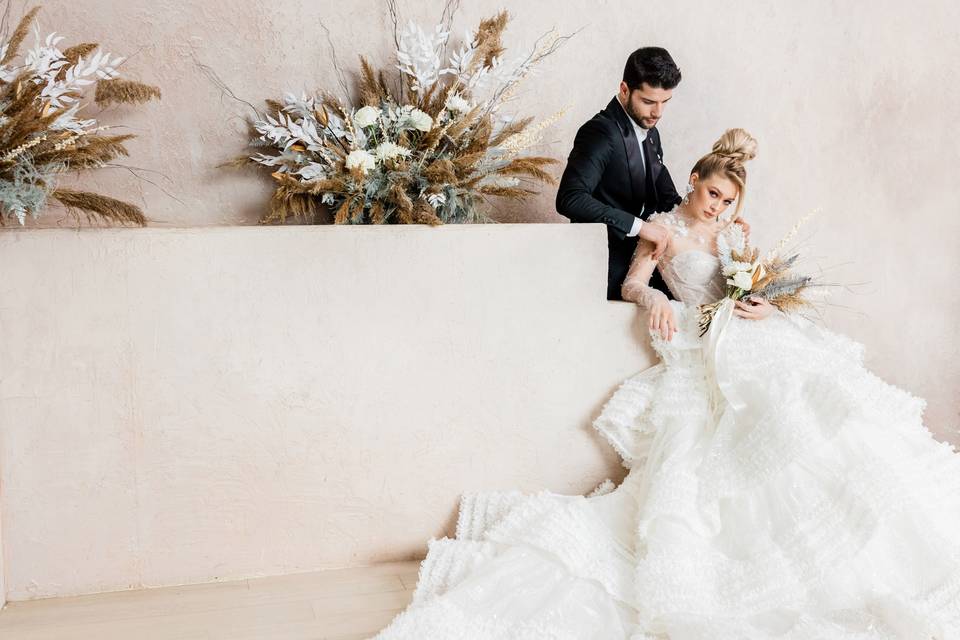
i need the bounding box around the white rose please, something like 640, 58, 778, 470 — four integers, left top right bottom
445, 94, 471, 114
345, 149, 376, 175
374, 141, 411, 162
730, 270, 754, 290
407, 108, 433, 132
722, 261, 754, 276
353, 106, 380, 128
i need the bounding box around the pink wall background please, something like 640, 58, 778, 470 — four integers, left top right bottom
19, 0, 957, 435
0, 0, 958, 602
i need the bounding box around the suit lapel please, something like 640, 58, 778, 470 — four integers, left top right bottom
606, 98, 646, 206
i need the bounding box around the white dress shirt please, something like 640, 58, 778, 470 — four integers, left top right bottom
618, 99, 647, 238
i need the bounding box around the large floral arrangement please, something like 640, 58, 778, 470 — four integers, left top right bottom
0, 5, 160, 226
232, 7, 570, 225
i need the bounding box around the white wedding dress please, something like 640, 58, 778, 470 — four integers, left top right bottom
372, 218, 960, 639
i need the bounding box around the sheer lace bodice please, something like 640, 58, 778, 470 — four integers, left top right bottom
622, 207, 742, 308
657, 249, 726, 307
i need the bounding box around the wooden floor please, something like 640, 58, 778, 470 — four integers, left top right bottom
0, 561, 420, 640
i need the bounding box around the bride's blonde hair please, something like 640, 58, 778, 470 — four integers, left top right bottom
690, 128, 757, 219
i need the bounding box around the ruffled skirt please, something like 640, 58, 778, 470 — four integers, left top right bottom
373, 304, 960, 639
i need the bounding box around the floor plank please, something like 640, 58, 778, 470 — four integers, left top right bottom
0, 561, 419, 640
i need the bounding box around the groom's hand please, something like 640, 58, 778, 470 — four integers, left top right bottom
638, 222, 671, 261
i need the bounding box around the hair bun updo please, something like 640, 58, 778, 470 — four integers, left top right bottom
690, 128, 758, 219
711, 128, 758, 164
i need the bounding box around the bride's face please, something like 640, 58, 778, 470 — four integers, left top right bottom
687, 174, 738, 223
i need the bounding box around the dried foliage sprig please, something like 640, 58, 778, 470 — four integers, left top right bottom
231, 7, 573, 226
0, 4, 160, 226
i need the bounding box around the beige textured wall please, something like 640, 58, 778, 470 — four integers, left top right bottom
1, 0, 958, 600
0, 224, 643, 601
14, 0, 960, 433
0, 499, 4, 608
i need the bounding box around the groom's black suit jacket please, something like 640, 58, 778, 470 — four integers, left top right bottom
556, 98, 682, 300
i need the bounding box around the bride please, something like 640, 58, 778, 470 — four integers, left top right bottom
372, 130, 960, 639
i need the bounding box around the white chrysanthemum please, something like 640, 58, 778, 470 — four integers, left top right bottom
353, 105, 380, 128
345, 149, 376, 174
445, 93, 471, 114
374, 141, 411, 162
722, 261, 754, 277
730, 271, 754, 290
407, 108, 433, 132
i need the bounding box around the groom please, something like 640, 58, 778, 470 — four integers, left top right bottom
556, 47, 683, 301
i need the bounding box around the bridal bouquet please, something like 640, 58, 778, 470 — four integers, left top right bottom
0, 6, 161, 226
698, 213, 821, 336
232, 7, 570, 225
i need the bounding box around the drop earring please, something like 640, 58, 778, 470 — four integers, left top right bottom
682, 182, 694, 205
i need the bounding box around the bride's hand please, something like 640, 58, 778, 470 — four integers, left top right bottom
649, 298, 677, 341
734, 295, 774, 320
732, 216, 751, 242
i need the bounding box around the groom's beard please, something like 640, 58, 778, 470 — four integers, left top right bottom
625, 104, 658, 130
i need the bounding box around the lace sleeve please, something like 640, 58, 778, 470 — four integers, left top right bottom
621, 238, 669, 309
646, 211, 669, 226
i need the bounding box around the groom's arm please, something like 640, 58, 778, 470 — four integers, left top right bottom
556, 119, 637, 240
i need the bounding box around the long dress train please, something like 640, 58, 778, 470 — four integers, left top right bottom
372, 218, 960, 640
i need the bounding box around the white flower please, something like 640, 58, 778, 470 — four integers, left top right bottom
345, 149, 376, 174
406, 108, 433, 132
730, 270, 754, 290
353, 106, 380, 128
374, 141, 411, 162
722, 261, 754, 277
445, 93, 471, 114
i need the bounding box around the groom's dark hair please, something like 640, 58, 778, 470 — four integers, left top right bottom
623, 47, 681, 90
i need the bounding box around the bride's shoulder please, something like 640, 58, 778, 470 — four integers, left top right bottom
646, 207, 686, 235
